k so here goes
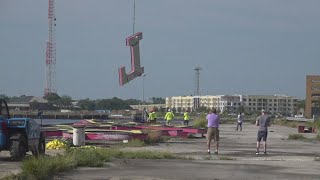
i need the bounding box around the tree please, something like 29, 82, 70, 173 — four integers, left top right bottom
177, 107, 182, 114
58, 95, 73, 108
237, 106, 245, 114
78, 98, 95, 111
150, 97, 165, 104
297, 99, 305, 109
197, 106, 208, 113
0, 94, 9, 102
44, 93, 60, 102
109, 97, 131, 110
30, 101, 39, 110
125, 99, 141, 105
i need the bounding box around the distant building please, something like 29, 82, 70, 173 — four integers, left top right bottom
8, 96, 48, 111
166, 94, 298, 115
130, 104, 165, 112
305, 75, 320, 118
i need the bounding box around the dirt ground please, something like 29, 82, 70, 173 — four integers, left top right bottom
1, 123, 320, 180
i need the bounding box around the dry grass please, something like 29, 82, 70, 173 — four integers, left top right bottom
274, 119, 303, 128
141, 129, 162, 144
288, 134, 307, 140
218, 156, 236, 160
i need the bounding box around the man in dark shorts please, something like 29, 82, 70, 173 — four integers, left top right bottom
255, 109, 271, 155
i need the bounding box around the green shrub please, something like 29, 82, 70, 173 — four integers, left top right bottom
68, 148, 105, 167
193, 117, 207, 128
288, 134, 306, 140
21, 154, 76, 180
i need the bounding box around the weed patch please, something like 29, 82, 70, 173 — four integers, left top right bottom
274, 119, 304, 128
218, 156, 236, 160
288, 134, 307, 140
123, 139, 145, 147
193, 118, 207, 128
141, 129, 162, 144
5, 148, 181, 180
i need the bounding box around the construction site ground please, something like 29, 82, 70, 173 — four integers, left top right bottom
1, 123, 319, 180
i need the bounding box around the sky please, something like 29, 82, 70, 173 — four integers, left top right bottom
1, 0, 320, 101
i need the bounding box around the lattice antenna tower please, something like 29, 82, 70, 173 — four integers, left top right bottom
194, 67, 202, 96
45, 0, 57, 96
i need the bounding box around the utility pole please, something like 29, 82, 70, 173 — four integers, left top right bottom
194, 67, 202, 96
45, 0, 57, 96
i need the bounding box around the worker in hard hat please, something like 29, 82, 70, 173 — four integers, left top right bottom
164, 109, 174, 126
148, 110, 157, 124
183, 109, 190, 126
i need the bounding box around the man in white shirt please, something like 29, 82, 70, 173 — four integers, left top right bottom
236, 112, 243, 131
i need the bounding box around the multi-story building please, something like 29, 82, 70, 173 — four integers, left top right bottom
305, 75, 320, 118
166, 94, 298, 115
239, 95, 298, 115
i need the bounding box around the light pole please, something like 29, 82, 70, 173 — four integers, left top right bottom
142, 74, 146, 105
142, 74, 147, 121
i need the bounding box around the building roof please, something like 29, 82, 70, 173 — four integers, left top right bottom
9, 96, 34, 104
30, 96, 48, 103
9, 96, 48, 104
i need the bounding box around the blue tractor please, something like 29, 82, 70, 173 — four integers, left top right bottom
0, 99, 45, 160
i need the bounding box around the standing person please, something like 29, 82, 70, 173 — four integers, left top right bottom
148, 110, 157, 124
164, 109, 174, 126
143, 109, 148, 123
183, 109, 190, 126
206, 108, 220, 155
236, 112, 243, 131
255, 109, 271, 155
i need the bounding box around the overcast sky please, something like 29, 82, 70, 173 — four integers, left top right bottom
1, 0, 320, 100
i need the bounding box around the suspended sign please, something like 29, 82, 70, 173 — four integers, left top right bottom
118, 32, 144, 86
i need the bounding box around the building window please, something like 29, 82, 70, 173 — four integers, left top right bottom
249, 103, 251, 106
249, 99, 252, 102
243, 98, 247, 101
253, 103, 256, 106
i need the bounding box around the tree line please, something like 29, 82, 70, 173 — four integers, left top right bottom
0, 94, 165, 111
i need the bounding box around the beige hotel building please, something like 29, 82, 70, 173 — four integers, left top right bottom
166, 94, 298, 115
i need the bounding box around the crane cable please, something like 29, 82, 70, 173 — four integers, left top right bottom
132, 0, 136, 34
